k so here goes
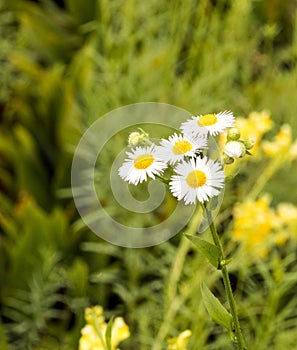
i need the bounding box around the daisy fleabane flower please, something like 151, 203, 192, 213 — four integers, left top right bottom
169, 157, 224, 204
118, 145, 167, 185
181, 111, 235, 137
156, 133, 207, 165
224, 141, 246, 159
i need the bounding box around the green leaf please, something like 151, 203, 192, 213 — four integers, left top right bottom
200, 282, 233, 330
185, 234, 221, 268
105, 316, 115, 350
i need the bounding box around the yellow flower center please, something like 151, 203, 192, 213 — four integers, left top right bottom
172, 140, 193, 155
134, 153, 154, 169
198, 114, 218, 127
186, 170, 207, 188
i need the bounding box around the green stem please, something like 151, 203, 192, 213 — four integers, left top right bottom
202, 202, 247, 350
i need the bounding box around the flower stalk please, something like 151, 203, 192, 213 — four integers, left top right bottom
201, 202, 247, 350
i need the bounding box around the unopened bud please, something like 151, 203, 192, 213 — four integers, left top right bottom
227, 127, 241, 141
222, 153, 234, 164
128, 132, 142, 146
244, 137, 256, 150
224, 141, 246, 159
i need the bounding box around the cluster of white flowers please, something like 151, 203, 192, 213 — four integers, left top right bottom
119, 111, 235, 205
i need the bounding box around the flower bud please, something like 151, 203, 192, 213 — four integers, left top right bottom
128, 132, 142, 146
222, 153, 234, 164
227, 127, 241, 141
244, 137, 256, 150
224, 141, 246, 159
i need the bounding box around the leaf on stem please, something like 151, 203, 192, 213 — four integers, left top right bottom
185, 234, 221, 268
200, 282, 233, 331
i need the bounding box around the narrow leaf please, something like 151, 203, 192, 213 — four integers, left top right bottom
185, 234, 221, 268
201, 282, 233, 330
105, 316, 115, 350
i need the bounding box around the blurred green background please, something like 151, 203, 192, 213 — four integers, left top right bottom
0, 0, 297, 349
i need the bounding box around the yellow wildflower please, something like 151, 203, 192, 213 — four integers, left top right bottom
247, 110, 273, 134
79, 324, 105, 350
233, 195, 297, 257
167, 330, 192, 350
110, 317, 130, 349
79, 305, 130, 350
277, 202, 297, 223
84, 305, 105, 326
262, 124, 292, 157
232, 195, 277, 258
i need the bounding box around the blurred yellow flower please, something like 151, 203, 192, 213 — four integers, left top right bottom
84, 305, 105, 326
232, 195, 277, 258
277, 202, 297, 223
79, 305, 130, 350
247, 110, 273, 133
110, 317, 130, 349
80, 324, 105, 350
262, 124, 292, 156
289, 140, 297, 159
167, 330, 192, 350
235, 110, 273, 154
233, 195, 297, 257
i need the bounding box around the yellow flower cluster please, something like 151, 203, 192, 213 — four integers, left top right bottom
232, 195, 297, 258
167, 330, 192, 350
236, 110, 273, 153
262, 124, 297, 159
79, 306, 130, 350
220, 110, 273, 156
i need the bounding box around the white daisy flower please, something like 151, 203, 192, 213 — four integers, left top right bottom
169, 157, 224, 205
180, 111, 235, 137
156, 133, 207, 164
118, 145, 167, 185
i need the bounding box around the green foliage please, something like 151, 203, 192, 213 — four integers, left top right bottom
0, 4, 17, 103
185, 234, 221, 268
64, 0, 97, 25
0, 197, 91, 349
105, 316, 115, 350
0, 0, 297, 349
200, 282, 233, 331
